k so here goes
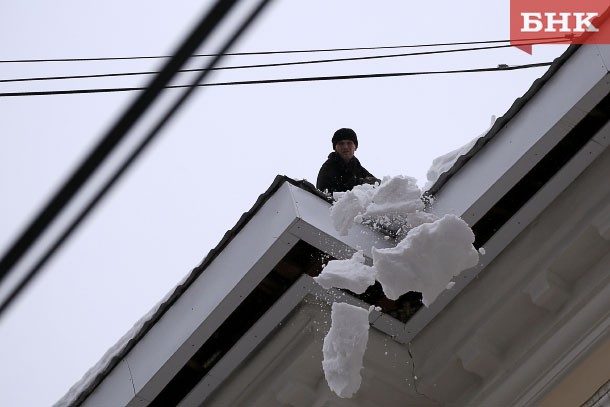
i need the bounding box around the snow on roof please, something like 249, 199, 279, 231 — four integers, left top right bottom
424, 116, 496, 190
425, 44, 580, 197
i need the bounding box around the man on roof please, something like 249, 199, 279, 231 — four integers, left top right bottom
316, 128, 380, 195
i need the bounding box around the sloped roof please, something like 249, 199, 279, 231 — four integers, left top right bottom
428, 6, 610, 196
59, 39, 610, 406
426, 44, 580, 197
55, 177, 328, 406
57, 176, 395, 406
408, 42, 610, 351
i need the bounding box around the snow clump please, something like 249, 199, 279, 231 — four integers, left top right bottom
322, 302, 370, 398
317, 174, 481, 398
373, 214, 480, 306
330, 175, 433, 237
314, 250, 377, 294
362, 175, 423, 217
330, 183, 376, 235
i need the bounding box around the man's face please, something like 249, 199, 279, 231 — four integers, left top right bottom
334, 139, 356, 162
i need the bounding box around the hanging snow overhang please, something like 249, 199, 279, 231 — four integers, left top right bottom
57, 176, 411, 407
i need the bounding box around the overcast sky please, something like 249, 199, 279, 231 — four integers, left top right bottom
0, 1, 568, 405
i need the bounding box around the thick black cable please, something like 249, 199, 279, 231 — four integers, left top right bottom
0, 0, 248, 316
0, 62, 555, 98
0, 36, 568, 64
1, 43, 518, 84
0, 0, 273, 318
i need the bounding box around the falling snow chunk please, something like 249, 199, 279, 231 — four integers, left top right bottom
314, 250, 376, 294
479, 247, 486, 255
322, 302, 370, 398
330, 184, 377, 235
363, 175, 423, 217
373, 214, 480, 306
330, 175, 429, 236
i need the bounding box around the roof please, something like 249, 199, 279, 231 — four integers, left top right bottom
58, 39, 610, 405
409, 42, 610, 350
426, 44, 580, 197
55, 177, 323, 405
427, 6, 610, 196
56, 176, 394, 406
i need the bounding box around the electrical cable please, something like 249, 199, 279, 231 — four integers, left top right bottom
0, 36, 568, 64
0, 43, 521, 84
0, 62, 555, 98
0, 0, 273, 317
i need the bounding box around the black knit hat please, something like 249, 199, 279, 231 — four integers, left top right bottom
332, 128, 358, 148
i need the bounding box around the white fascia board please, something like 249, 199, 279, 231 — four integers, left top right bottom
178, 277, 380, 407
85, 183, 301, 405
171, 185, 394, 406
82, 359, 142, 407
177, 275, 315, 407
285, 183, 394, 259
83, 181, 392, 406
431, 45, 610, 225
475, 139, 605, 264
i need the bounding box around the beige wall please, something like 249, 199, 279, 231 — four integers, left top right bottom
539, 338, 610, 407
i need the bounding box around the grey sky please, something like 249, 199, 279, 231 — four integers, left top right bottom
0, 1, 567, 405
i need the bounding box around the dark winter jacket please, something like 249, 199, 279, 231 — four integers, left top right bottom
316, 152, 379, 194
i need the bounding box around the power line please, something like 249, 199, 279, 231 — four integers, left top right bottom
0, 0, 273, 317
0, 37, 568, 64
0, 62, 554, 98
0, 43, 520, 84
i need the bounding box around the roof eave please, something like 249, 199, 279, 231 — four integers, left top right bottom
67, 178, 392, 406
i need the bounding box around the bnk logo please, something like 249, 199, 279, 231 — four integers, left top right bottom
510, 0, 610, 54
